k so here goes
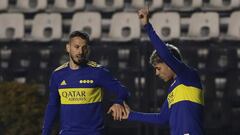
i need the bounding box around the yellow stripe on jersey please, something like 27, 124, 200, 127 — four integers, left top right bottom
54, 62, 69, 72
87, 61, 101, 68
167, 84, 204, 108
59, 88, 103, 104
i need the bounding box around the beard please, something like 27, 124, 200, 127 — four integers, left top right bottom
70, 54, 86, 65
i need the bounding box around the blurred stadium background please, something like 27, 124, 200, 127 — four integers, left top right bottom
0, 0, 240, 135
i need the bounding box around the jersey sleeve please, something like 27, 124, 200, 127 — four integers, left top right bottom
97, 67, 130, 104
128, 100, 169, 125
42, 73, 60, 135
144, 23, 187, 75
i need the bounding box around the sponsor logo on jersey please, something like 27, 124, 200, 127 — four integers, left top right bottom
59, 88, 102, 104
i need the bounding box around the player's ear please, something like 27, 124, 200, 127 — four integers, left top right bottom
66, 43, 70, 53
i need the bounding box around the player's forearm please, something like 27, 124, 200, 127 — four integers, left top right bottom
112, 86, 130, 104
97, 67, 130, 104
128, 111, 168, 125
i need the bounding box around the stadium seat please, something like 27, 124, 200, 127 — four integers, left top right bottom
92, 0, 124, 12
181, 46, 209, 70
169, 0, 202, 11
151, 12, 180, 41
131, 0, 163, 11
53, 0, 85, 12
89, 45, 119, 69
9, 48, 31, 72
0, 48, 12, 60
31, 13, 62, 42
0, 48, 12, 69
206, 48, 237, 72
0, 0, 8, 11
131, 0, 145, 9
187, 12, 219, 40
90, 45, 141, 70
109, 12, 140, 41
117, 47, 141, 70
205, 74, 228, 99
150, 0, 163, 11
203, 0, 240, 11
71, 12, 101, 40
0, 13, 24, 40
226, 11, 240, 40
16, 0, 47, 12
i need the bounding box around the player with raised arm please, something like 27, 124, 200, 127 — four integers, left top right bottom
122, 7, 205, 135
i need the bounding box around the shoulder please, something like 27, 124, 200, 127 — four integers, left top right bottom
181, 65, 200, 79
87, 61, 102, 68
53, 62, 69, 72
179, 66, 202, 88
187, 66, 200, 77
86, 60, 111, 75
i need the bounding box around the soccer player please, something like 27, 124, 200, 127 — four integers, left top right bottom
42, 31, 130, 135
122, 8, 205, 135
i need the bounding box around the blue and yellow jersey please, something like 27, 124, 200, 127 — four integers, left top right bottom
129, 23, 204, 135
42, 61, 129, 135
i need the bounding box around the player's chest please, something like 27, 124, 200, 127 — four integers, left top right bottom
57, 72, 97, 89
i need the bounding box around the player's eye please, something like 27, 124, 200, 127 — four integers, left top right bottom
74, 45, 80, 48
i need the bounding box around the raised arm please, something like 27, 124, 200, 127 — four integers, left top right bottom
42, 73, 60, 135
138, 8, 186, 75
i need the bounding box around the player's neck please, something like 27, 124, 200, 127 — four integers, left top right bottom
69, 60, 79, 70
173, 73, 177, 79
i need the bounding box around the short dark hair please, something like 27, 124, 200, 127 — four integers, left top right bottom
69, 31, 90, 45
149, 43, 182, 66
